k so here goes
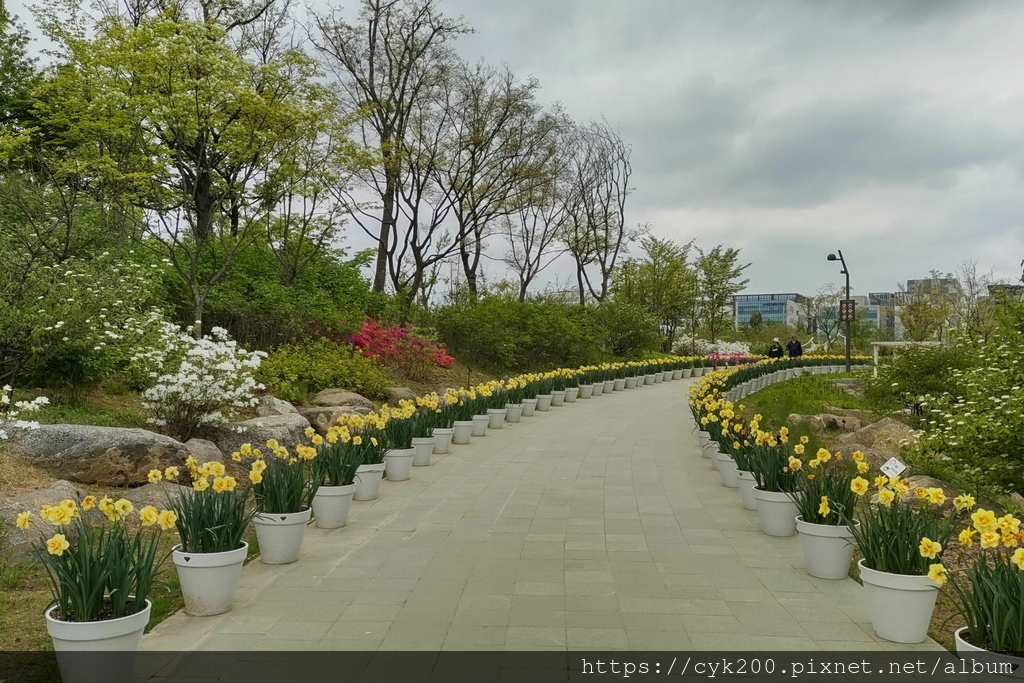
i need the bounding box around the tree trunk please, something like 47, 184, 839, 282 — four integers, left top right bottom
374, 176, 397, 293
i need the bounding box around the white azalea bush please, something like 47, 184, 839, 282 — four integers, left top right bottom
135, 324, 266, 441
906, 332, 1024, 497
673, 339, 751, 357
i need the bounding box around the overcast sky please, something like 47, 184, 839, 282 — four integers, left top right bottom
11, 0, 1023, 296
429, 0, 1024, 295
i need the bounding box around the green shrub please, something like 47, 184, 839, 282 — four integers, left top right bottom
865, 342, 971, 418
256, 338, 390, 404
593, 300, 663, 357
432, 295, 604, 373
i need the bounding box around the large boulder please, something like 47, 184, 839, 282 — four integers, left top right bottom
256, 395, 299, 417
309, 389, 376, 414
199, 413, 312, 455
385, 387, 418, 403
0, 480, 85, 561
838, 417, 915, 450
298, 406, 351, 436
4, 425, 188, 486
835, 441, 892, 469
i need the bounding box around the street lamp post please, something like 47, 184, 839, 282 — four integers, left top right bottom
827, 250, 852, 373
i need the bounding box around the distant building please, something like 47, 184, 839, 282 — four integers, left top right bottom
732, 293, 807, 329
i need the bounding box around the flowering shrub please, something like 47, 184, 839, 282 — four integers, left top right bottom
0, 253, 162, 396
907, 333, 1024, 496
708, 352, 763, 366
350, 319, 454, 380
134, 324, 266, 441
256, 338, 390, 403
674, 339, 751, 357
0, 385, 49, 440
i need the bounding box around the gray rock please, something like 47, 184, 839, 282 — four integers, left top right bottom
309, 388, 376, 414
256, 395, 299, 417
385, 387, 418, 403
824, 406, 873, 422
199, 413, 312, 455
838, 417, 915, 451
818, 414, 863, 432
4, 425, 188, 486
903, 476, 963, 512
123, 481, 191, 510
0, 480, 85, 560
833, 379, 866, 397
297, 406, 352, 436
184, 438, 222, 463
836, 441, 892, 469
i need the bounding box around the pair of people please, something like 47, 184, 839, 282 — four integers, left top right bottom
768, 335, 802, 358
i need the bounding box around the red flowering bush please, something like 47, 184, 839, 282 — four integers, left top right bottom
350, 320, 454, 380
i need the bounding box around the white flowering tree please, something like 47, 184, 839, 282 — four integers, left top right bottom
135, 324, 266, 441
0, 252, 162, 397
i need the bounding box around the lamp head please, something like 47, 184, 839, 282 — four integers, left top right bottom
827, 253, 839, 262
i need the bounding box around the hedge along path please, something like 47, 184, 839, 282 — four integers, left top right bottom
142, 378, 946, 652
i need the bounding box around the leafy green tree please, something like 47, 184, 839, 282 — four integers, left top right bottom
0, 1, 37, 129
693, 245, 749, 343
613, 235, 696, 351
30, 1, 363, 335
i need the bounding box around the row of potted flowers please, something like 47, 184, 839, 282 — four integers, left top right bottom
689, 360, 1024, 665
14, 356, 696, 665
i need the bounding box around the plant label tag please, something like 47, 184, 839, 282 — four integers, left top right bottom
880, 457, 907, 479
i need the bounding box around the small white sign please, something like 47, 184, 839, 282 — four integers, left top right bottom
880, 457, 907, 479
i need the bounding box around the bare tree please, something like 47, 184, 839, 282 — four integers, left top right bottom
310, 0, 470, 293
500, 115, 573, 301
562, 121, 635, 304
437, 62, 558, 297
804, 284, 845, 350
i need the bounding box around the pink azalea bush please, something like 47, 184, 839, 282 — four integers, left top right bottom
350, 320, 454, 380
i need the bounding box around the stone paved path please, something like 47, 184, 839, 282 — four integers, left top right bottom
144, 378, 943, 652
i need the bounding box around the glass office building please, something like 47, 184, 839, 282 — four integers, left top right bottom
732, 293, 807, 328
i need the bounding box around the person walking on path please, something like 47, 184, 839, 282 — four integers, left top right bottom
787, 334, 803, 358
768, 338, 784, 358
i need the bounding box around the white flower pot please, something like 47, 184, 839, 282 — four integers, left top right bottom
715, 452, 739, 487
505, 403, 523, 422
384, 447, 415, 481
697, 430, 710, 447
354, 462, 386, 499
625, 377, 637, 389
858, 559, 938, 643
433, 427, 454, 454
701, 440, 718, 460
536, 394, 553, 411
592, 382, 603, 396
46, 598, 151, 651
411, 436, 435, 466
644, 374, 656, 385
578, 385, 593, 399
173, 543, 248, 616
653, 373, 663, 384
312, 484, 356, 529
737, 470, 758, 510
662, 371, 672, 382
551, 390, 566, 406
609, 378, 623, 392
694, 367, 705, 377
47, 598, 151, 683
954, 626, 1024, 677
472, 414, 490, 435
522, 398, 538, 415
565, 386, 579, 402
752, 487, 799, 537
254, 507, 311, 565
600, 380, 613, 393
452, 421, 473, 444
487, 407, 507, 427
796, 517, 858, 580
704, 366, 713, 375
672, 369, 683, 380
